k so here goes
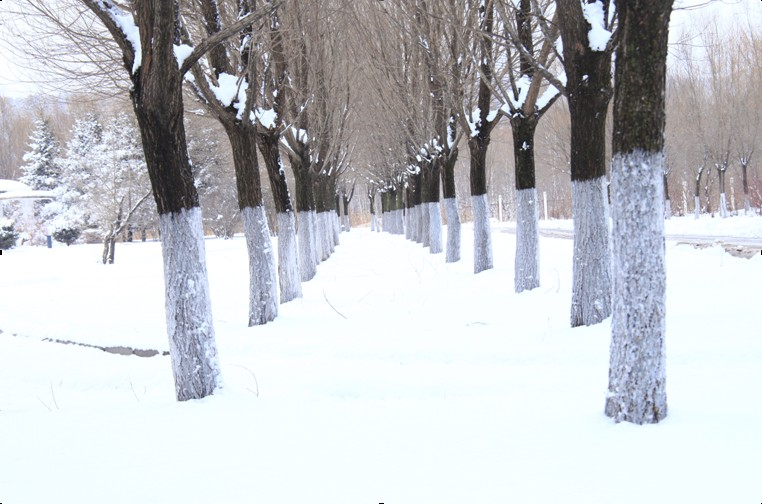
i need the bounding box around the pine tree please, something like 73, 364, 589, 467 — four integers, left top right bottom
20, 118, 61, 191
51, 113, 103, 244
18, 118, 62, 244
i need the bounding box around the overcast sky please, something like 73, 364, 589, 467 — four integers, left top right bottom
0, 0, 759, 99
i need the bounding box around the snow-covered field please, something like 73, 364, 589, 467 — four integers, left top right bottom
1, 218, 761, 504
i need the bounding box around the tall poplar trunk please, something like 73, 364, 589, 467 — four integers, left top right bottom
558, 0, 613, 326
512, 116, 540, 293
257, 132, 302, 303
442, 152, 460, 263
290, 149, 317, 281
469, 0, 496, 274
470, 136, 493, 274
606, 0, 673, 425
740, 157, 751, 214
225, 125, 278, 326
128, 2, 220, 401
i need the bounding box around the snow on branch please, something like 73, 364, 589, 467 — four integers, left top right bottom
178, 0, 285, 76
82, 0, 140, 75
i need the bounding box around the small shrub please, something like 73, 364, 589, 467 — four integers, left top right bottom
53, 227, 81, 246
0, 222, 19, 249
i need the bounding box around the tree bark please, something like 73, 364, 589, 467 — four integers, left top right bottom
606, 0, 673, 424
511, 116, 540, 292
256, 131, 302, 302
557, 0, 613, 326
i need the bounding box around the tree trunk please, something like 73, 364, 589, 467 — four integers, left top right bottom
556, 0, 613, 324
472, 193, 493, 273
442, 151, 461, 263
741, 160, 751, 214
664, 173, 672, 219
718, 169, 728, 218
566, 75, 612, 325
469, 136, 493, 273
606, 0, 673, 425
289, 149, 318, 281
422, 160, 442, 254
257, 131, 302, 303
694, 166, 704, 219
225, 125, 278, 326
512, 116, 540, 292
118, 1, 221, 401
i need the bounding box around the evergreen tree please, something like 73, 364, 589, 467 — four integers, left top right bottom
20, 118, 61, 191
51, 113, 103, 244
18, 118, 62, 244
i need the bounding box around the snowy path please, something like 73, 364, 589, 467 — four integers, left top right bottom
1, 225, 761, 503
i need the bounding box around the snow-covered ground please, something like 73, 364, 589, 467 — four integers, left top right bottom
1, 218, 761, 504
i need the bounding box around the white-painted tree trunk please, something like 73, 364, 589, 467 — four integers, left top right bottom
332, 212, 341, 246
342, 214, 350, 233
514, 188, 540, 292
408, 206, 418, 242
571, 178, 611, 327
606, 150, 667, 424
694, 195, 701, 219
319, 212, 331, 260
719, 192, 728, 218
664, 199, 672, 219
472, 194, 493, 274
241, 206, 278, 326
371, 214, 377, 232
298, 210, 317, 281
427, 201, 443, 254
276, 211, 302, 303
421, 203, 430, 248
444, 197, 461, 263
395, 209, 405, 235
158, 207, 221, 401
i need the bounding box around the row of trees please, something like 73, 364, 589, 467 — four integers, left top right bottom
5, 0, 365, 401
3, 0, 703, 424
367, 0, 671, 423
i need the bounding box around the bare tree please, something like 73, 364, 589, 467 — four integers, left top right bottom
75, 0, 272, 401
491, 0, 563, 291
181, 0, 281, 326
463, 0, 499, 274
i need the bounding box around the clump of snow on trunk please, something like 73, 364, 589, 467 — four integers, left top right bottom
241, 206, 278, 326
427, 201, 443, 254
298, 210, 317, 281
158, 207, 221, 401
606, 150, 667, 425
571, 177, 611, 327
276, 211, 302, 303
472, 194, 493, 273
514, 188, 540, 292
444, 197, 461, 263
